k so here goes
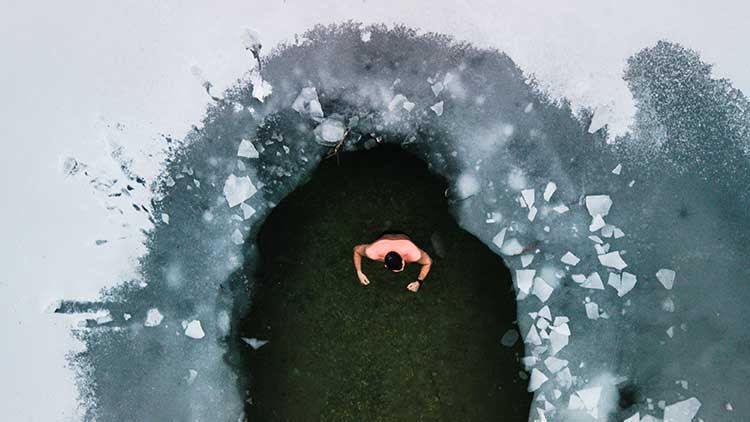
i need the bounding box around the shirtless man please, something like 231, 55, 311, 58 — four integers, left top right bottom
352, 231, 433, 293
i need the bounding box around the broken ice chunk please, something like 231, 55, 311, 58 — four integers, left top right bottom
241, 337, 269, 349
560, 251, 580, 266
231, 229, 244, 245
528, 368, 548, 392
491, 228, 507, 249
360, 30, 371, 42
237, 139, 259, 158
543, 182, 557, 201
291, 87, 324, 121
525, 325, 542, 346
588, 235, 604, 244
161, 213, 170, 224
601, 225, 615, 238
598, 251, 627, 270
553, 204, 569, 214
184, 320, 205, 339
123, 313, 132, 321
613, 227, 625, 238
623, 412, 640, 422
500, 329, 519, 347
571, 274, 586, 284
144, 308, 164, 327
612, 164, 622, 175
666, 326, 674, 338
656, 269, 676, 290
549, 329, 569, 356
527, 206, 538, 222
520, 254, 535, 268
589, 215, 606, 232
556, 367, 572, 388
585, 302, 599, 319
515, 269, 536, 294
240, 202, 256, 220
186, 369, 198, 385
430, 101, 444, 116
223, 175, 257, 207
582, 272, 604, 290
402, 100, 415, 111
500, 238, 524, 255
585, 195, 613, 217
431, 81, 444, 97
608, 272, 637, 297
543, 356, 568, 374
521, 189, 535, 208
532, 277, 554, 302
538, 306, 552, 321
96, 311, 113, 325
663, 397, 701, 422
572, 387, 603, 418
387, 94, 408, 112
314, 117, 346, 146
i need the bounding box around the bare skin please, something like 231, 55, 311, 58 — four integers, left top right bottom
352, 234, 433, 293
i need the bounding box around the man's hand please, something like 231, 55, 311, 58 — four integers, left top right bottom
406, 281, 420, 292
357, 271, 371, 286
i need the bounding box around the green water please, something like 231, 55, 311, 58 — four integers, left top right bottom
241, 145, 531, 421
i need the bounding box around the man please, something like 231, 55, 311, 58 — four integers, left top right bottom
352, 231, 433, 292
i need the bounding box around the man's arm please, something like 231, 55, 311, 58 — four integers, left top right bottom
416, 249, 432, 282
353, 244, 367, 273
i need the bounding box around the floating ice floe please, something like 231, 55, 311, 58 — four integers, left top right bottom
532, 277, 554, 302
560, 251, 580, 266
598, 251, 627, 270
144, 308, 164, 327
521, 254, 535, 268
430, 101, 444, 116
612, 164, 622, 175
656, 268, 676, 290
624, 412, 640, 422
500, 329, 519, 347
184, 320, 205, 339
231, 229, 244, 245
501, 238, 524, 255
585, 195, 613, 217
237, 139, 259, 158
96, 311, 113, 325
607, 272, 637, 297
588, 235, 603, 244
314, 117, 346, 146
666, 326, 674, 338
585, 302, 600, 319
568, 386, 602, 419
402, 99, 415, 111
431, 81, 444, 97
186, 369, 198, 385
161, 213, 170, 224
528, 368, 548, 392
526, 325, 542, 346
241, 337, 269, 349
240, 202, 256, 220
516, 269, 535, 294
527, 206, 538, 222
582, 272, 605, 290
543, 182, 557, 201
123, 313, 131, 321
492, 228, 507, 249
663, 397, 701, 422
249, 71, 272, 102
223, 175, 257, 208
291, 87, 324, 121
521, 189, 535, 208
544, 356, 568, 374
360, 30, 371, 42
552, 204, 569, 214
589, 215, 606, 232
538, 306, 552, 321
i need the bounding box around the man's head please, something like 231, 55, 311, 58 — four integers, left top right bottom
384, 251, 405, 272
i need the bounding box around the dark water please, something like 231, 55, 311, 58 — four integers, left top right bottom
242, 146, 531, 421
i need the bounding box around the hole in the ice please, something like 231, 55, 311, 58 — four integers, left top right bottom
617, 382, 639, 410
237, 145, 532, 420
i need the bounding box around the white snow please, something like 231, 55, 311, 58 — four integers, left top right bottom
144, 308, 164, 327
223, 174, 257, 208
598, 251, 628, 270
184, 320, 205, 339
560, 251, 580, 266
237, 139, 259, 158
543, 182, 557, 201
656, 268, 676, 290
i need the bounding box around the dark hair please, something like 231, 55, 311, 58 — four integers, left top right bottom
384, 251, 403, 271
